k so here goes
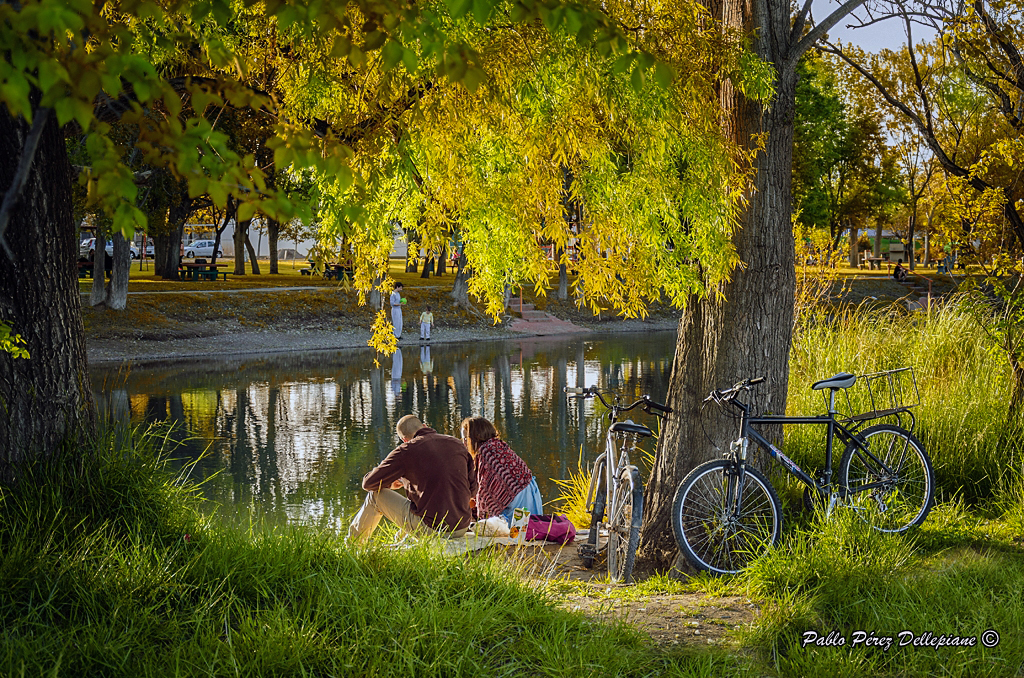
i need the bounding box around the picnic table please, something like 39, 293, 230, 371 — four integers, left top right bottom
180, 262, 228, 281
864, 256, 884, 270
77, 260, 94, 278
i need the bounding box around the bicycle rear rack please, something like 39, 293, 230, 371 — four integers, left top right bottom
831, 366, 920, 432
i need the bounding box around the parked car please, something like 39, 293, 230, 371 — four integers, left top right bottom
79, 238, 139, 259
145, 243, 154, 258
183, 240, 223, 259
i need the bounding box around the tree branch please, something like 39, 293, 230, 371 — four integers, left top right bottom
0, 107, 50, 261
789, 0, 868, 66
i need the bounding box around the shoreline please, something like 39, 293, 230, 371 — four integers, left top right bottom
86, 318, 679, 366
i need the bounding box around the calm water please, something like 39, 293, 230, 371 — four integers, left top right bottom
90, 332, 676, 528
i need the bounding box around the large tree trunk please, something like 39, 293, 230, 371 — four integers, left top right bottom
268, 217, 280, 274
0, 105, 95, 469
638, 18, 799, 569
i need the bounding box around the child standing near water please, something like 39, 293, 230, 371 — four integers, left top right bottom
419, 305, 434, 342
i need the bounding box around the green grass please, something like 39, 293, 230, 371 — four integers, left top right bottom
786, 300, 1024, 505
0, 428, 735, 677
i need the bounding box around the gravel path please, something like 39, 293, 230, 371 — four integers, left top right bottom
87, 318, 678, 365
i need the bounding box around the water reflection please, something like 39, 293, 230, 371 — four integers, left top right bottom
90, 332, 676, 529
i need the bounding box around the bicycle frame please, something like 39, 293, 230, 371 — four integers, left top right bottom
726, 390, 909, 511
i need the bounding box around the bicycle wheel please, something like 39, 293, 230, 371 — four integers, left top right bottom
579, 459, 606, 569
672, 460, 782, 575
606, 467, 643, 584
839, 424, 933, 533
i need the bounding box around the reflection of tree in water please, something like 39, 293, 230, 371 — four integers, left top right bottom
89, 334, 675, 527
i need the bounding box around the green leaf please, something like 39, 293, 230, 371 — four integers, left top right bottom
402, 48, 419, 73
630, 65, 645, 92
446, 0, 473, 18
348, 46, 366, 68
463, 67, 485, 92
654, 62, 674, 89
472, 0, 492, 23
331, 36, 352, 59
237, 201, 257, 222
611, 54, 633, 75
364, 31, 386, 51
381, 40, 404, 70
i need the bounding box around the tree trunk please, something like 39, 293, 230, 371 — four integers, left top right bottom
848, 221, 858, 268
107, 233, 130, 310
907, 209, 917, 271
268, 217, 280, 274
450, 246, 474, 311
153, 224, 183, 280
874, 221, 882, 258
437, 244, 447, 276
1008, 353, 1024, 423
558, 261, 569, 300
211, 198, 232, 266
0, 104, 96, 469
90, 221, 107, 306
155, 186, 189, 279
244, 229, 260, 275
638, 32, 799, 570
234, 218, 250, 275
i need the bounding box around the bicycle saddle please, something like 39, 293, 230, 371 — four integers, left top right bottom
811, 372, 856, 391
609, 421, 655, 437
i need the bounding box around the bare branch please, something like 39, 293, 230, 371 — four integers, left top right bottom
789, 0, 868, 66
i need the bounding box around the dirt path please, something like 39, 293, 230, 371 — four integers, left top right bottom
495, 539, 759, 648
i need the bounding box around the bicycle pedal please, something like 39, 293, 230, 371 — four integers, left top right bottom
577, 543, 597, 559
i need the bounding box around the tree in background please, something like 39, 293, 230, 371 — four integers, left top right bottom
792, 52, 903, 267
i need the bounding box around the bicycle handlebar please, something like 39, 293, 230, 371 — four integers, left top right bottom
564, 386, 672, 415
703, 376, 765, 405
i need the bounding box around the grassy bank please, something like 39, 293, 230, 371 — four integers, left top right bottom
787, 300, 1024, 504
0, 431, 727, 677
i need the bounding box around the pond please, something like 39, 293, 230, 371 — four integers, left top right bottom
90, 332, 676, 529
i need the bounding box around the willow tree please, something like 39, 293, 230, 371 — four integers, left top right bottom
307, 0, 762, 348
0, 0, 657, 468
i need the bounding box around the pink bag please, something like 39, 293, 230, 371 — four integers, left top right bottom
524, 514, 577, 544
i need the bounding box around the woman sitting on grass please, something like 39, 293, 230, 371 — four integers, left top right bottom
461, 416, 543, 524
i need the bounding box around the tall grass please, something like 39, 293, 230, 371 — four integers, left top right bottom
787, 300, 1024, 504
0, 428, 716, 677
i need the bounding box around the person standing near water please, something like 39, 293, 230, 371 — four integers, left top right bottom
419, 305, 433, 342
390, 282, 404, 339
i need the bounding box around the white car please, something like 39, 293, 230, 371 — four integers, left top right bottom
79, 238, 139, 259
184, 240, 223, 259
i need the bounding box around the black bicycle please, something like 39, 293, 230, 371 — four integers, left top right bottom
672, 371, 934, 575
566, 386, 671, 584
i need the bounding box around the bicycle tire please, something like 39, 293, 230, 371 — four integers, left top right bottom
671, 460, 782, 575
839, 424, 933, 533
579, 459, 606, 569
606, 467, 643, 584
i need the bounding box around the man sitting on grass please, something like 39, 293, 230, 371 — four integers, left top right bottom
348, 415, 475, 542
